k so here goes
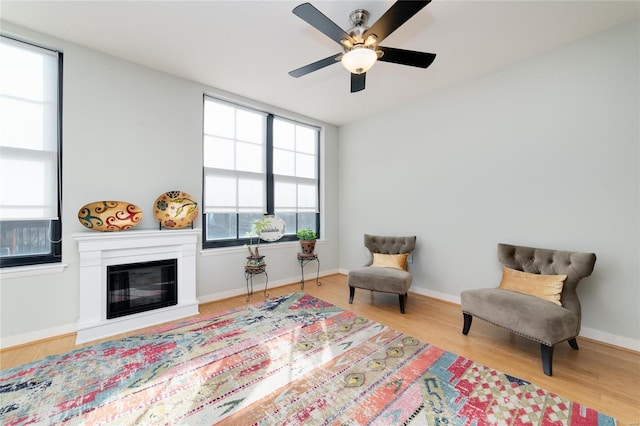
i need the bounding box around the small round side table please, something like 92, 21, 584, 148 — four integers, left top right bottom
297, 253, 321, 290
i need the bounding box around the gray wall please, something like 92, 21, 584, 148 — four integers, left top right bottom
0, 22, 340, 346
338, 22, 639, 349
1, 20, 638, 351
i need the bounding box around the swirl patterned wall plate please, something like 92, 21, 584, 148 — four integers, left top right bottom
78, 201, 143, 232
153, 191, 199, 229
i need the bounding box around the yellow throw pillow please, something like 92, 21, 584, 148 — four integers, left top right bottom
371, 253, 409, 271
499, 266, 567, 306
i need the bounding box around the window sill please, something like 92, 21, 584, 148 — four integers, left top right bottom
0, 262, 68, 279
200, 239, 324, 256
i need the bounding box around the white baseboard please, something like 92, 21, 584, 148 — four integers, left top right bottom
580, 326, 640, 351
2, 272, 637, 354
198, 269, 340, 304
1, 269, 341, 350
409, 285, 640, 352
410, 286, 461, 305
197, 276, 295, 304
0, 323, 77, 350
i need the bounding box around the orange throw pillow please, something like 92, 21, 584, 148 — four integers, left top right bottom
499, 266, 567, 306
371, 253, 409, 271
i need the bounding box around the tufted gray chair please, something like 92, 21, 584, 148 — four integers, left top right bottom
461, 243, 596, 376
347, 234, 417, 313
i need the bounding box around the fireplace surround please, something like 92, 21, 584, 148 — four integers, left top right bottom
73, 229, 199, 344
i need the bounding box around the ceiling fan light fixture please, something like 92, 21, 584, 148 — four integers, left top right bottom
341, 46, 377, 74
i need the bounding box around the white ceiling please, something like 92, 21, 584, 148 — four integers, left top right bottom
2, 1, 638, 126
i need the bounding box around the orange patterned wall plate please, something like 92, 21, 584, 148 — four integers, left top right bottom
153, 191, 199, 229
78, 201, 143, 232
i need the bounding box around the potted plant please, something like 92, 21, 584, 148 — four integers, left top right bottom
246, 217, 270, 268
296, 227, 318, 254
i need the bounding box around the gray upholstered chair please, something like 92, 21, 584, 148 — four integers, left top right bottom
348, 234, 417, 314
461, 243, 596, 376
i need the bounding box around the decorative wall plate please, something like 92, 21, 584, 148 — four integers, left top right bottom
153, 191, 199, 229
258, 216, 286, 242
78, 201, 143, 232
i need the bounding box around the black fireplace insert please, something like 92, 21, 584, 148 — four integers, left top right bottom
107, 258, 178, 319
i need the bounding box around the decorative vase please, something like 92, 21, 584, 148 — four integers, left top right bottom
78, 201, 143, 232
300, 240, 316, 254
153, 191, 198, 229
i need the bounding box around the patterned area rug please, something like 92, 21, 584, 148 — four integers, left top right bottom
1, 293, 616, 425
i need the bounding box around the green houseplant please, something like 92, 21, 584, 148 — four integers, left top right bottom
296, 227, 317, 254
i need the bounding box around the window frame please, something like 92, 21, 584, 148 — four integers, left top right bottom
0, 35, 63, 268
202, 96, 321, 250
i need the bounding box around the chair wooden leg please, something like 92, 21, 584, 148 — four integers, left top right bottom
349, 286, 355, 304
462, 313, 472, 335
541, 344, 554, 376
398, 294, 406, 314
568, 338, 579, 350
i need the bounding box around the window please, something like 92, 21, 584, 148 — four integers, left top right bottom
0, 36, 62, 267
202, 96, 320, 248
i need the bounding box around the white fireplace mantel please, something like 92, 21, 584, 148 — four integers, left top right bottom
73, 228, 200, 344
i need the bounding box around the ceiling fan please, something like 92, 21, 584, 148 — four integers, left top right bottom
289, 1, 436, 93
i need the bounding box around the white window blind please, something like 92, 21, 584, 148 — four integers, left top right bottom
0, 36, 59, 220
203, 97, 267, 214
273, 118, 318, 213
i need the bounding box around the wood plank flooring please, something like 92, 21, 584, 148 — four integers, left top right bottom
1, 274, 638, 424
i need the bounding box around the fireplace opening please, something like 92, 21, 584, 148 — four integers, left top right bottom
107, 259, 178, 319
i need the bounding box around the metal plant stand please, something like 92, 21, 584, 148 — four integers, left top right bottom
245, 266, 269, 302
297, 253, 320, 290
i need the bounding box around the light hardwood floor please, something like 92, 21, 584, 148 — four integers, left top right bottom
2, 274, 639, 424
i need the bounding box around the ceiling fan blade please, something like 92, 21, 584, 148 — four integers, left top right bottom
293, 3, 355, 46
351, 73, 366, 93
364, 1, 431, 44
378, 46, 436, 68
289, 53, 342, 78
